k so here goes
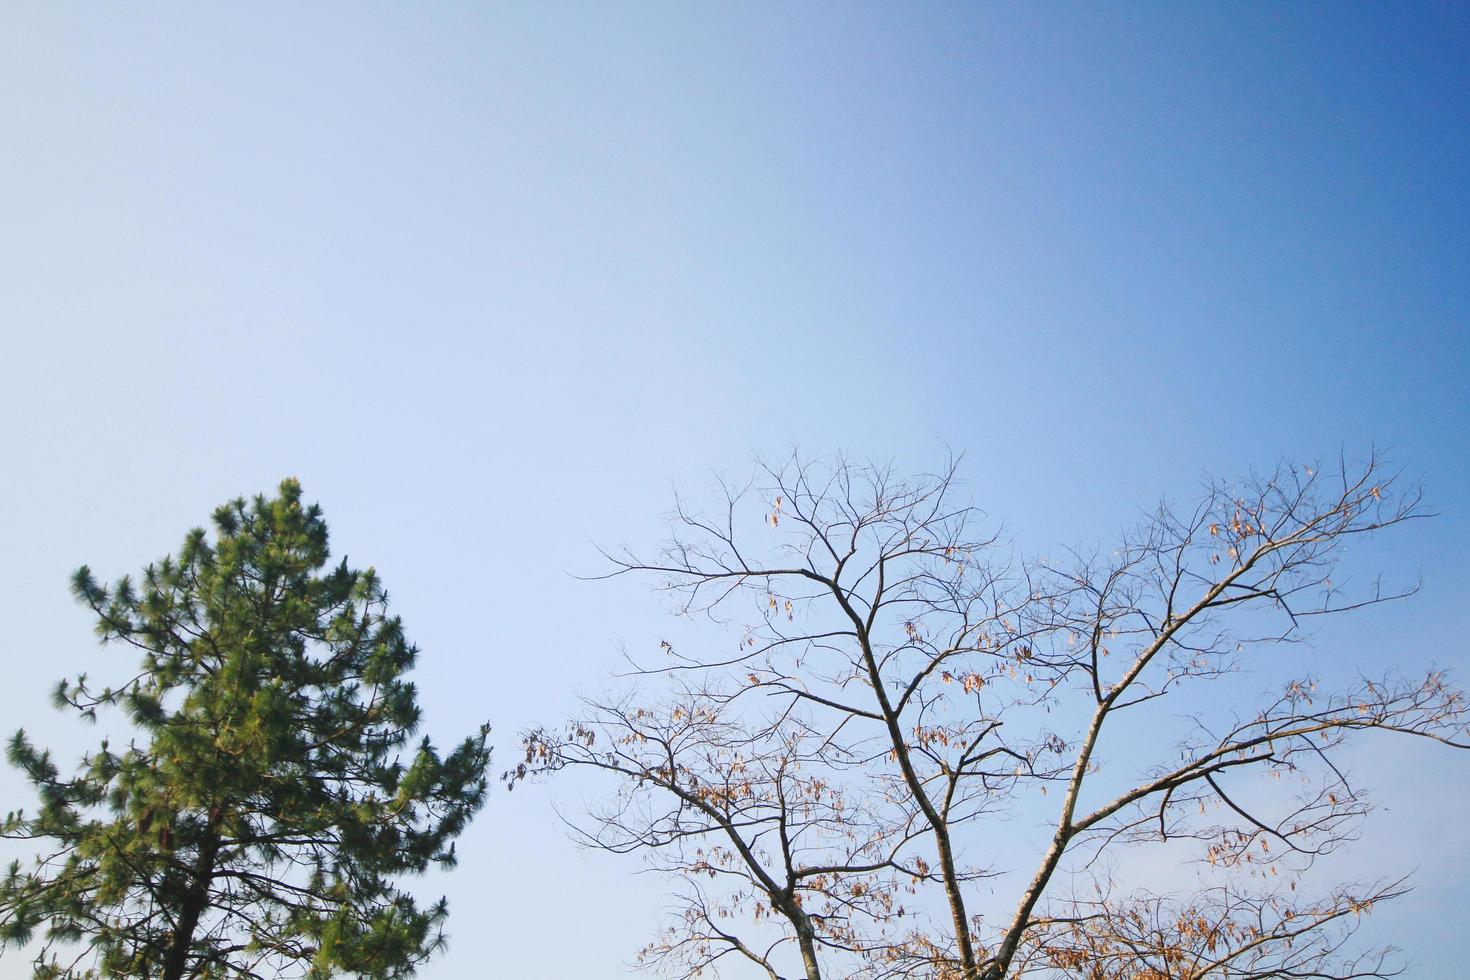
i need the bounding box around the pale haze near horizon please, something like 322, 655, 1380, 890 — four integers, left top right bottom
1, 4, 1467, 978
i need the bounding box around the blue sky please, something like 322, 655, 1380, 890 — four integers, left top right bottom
1, 4, 1466, 977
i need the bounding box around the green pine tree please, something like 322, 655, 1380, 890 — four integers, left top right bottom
0, 479, 490, 979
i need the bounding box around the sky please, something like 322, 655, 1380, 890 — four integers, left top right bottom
1, 3, 1467, 977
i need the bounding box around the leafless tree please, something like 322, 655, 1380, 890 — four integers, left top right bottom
512, 451, 1466, 980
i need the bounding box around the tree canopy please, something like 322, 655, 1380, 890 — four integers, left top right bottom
517, 452, 1467, 980
1, 479, 490, 980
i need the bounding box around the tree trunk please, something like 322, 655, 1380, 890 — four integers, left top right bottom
796, 926, 822, 980
161, 808, 222, 980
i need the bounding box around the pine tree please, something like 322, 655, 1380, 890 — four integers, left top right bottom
0, 479, 490, 979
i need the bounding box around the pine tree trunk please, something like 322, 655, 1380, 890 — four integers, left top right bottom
161, 810, 222, 980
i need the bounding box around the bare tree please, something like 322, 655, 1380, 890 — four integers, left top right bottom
513, 451, 1467, 980
516, 691, 920, 979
